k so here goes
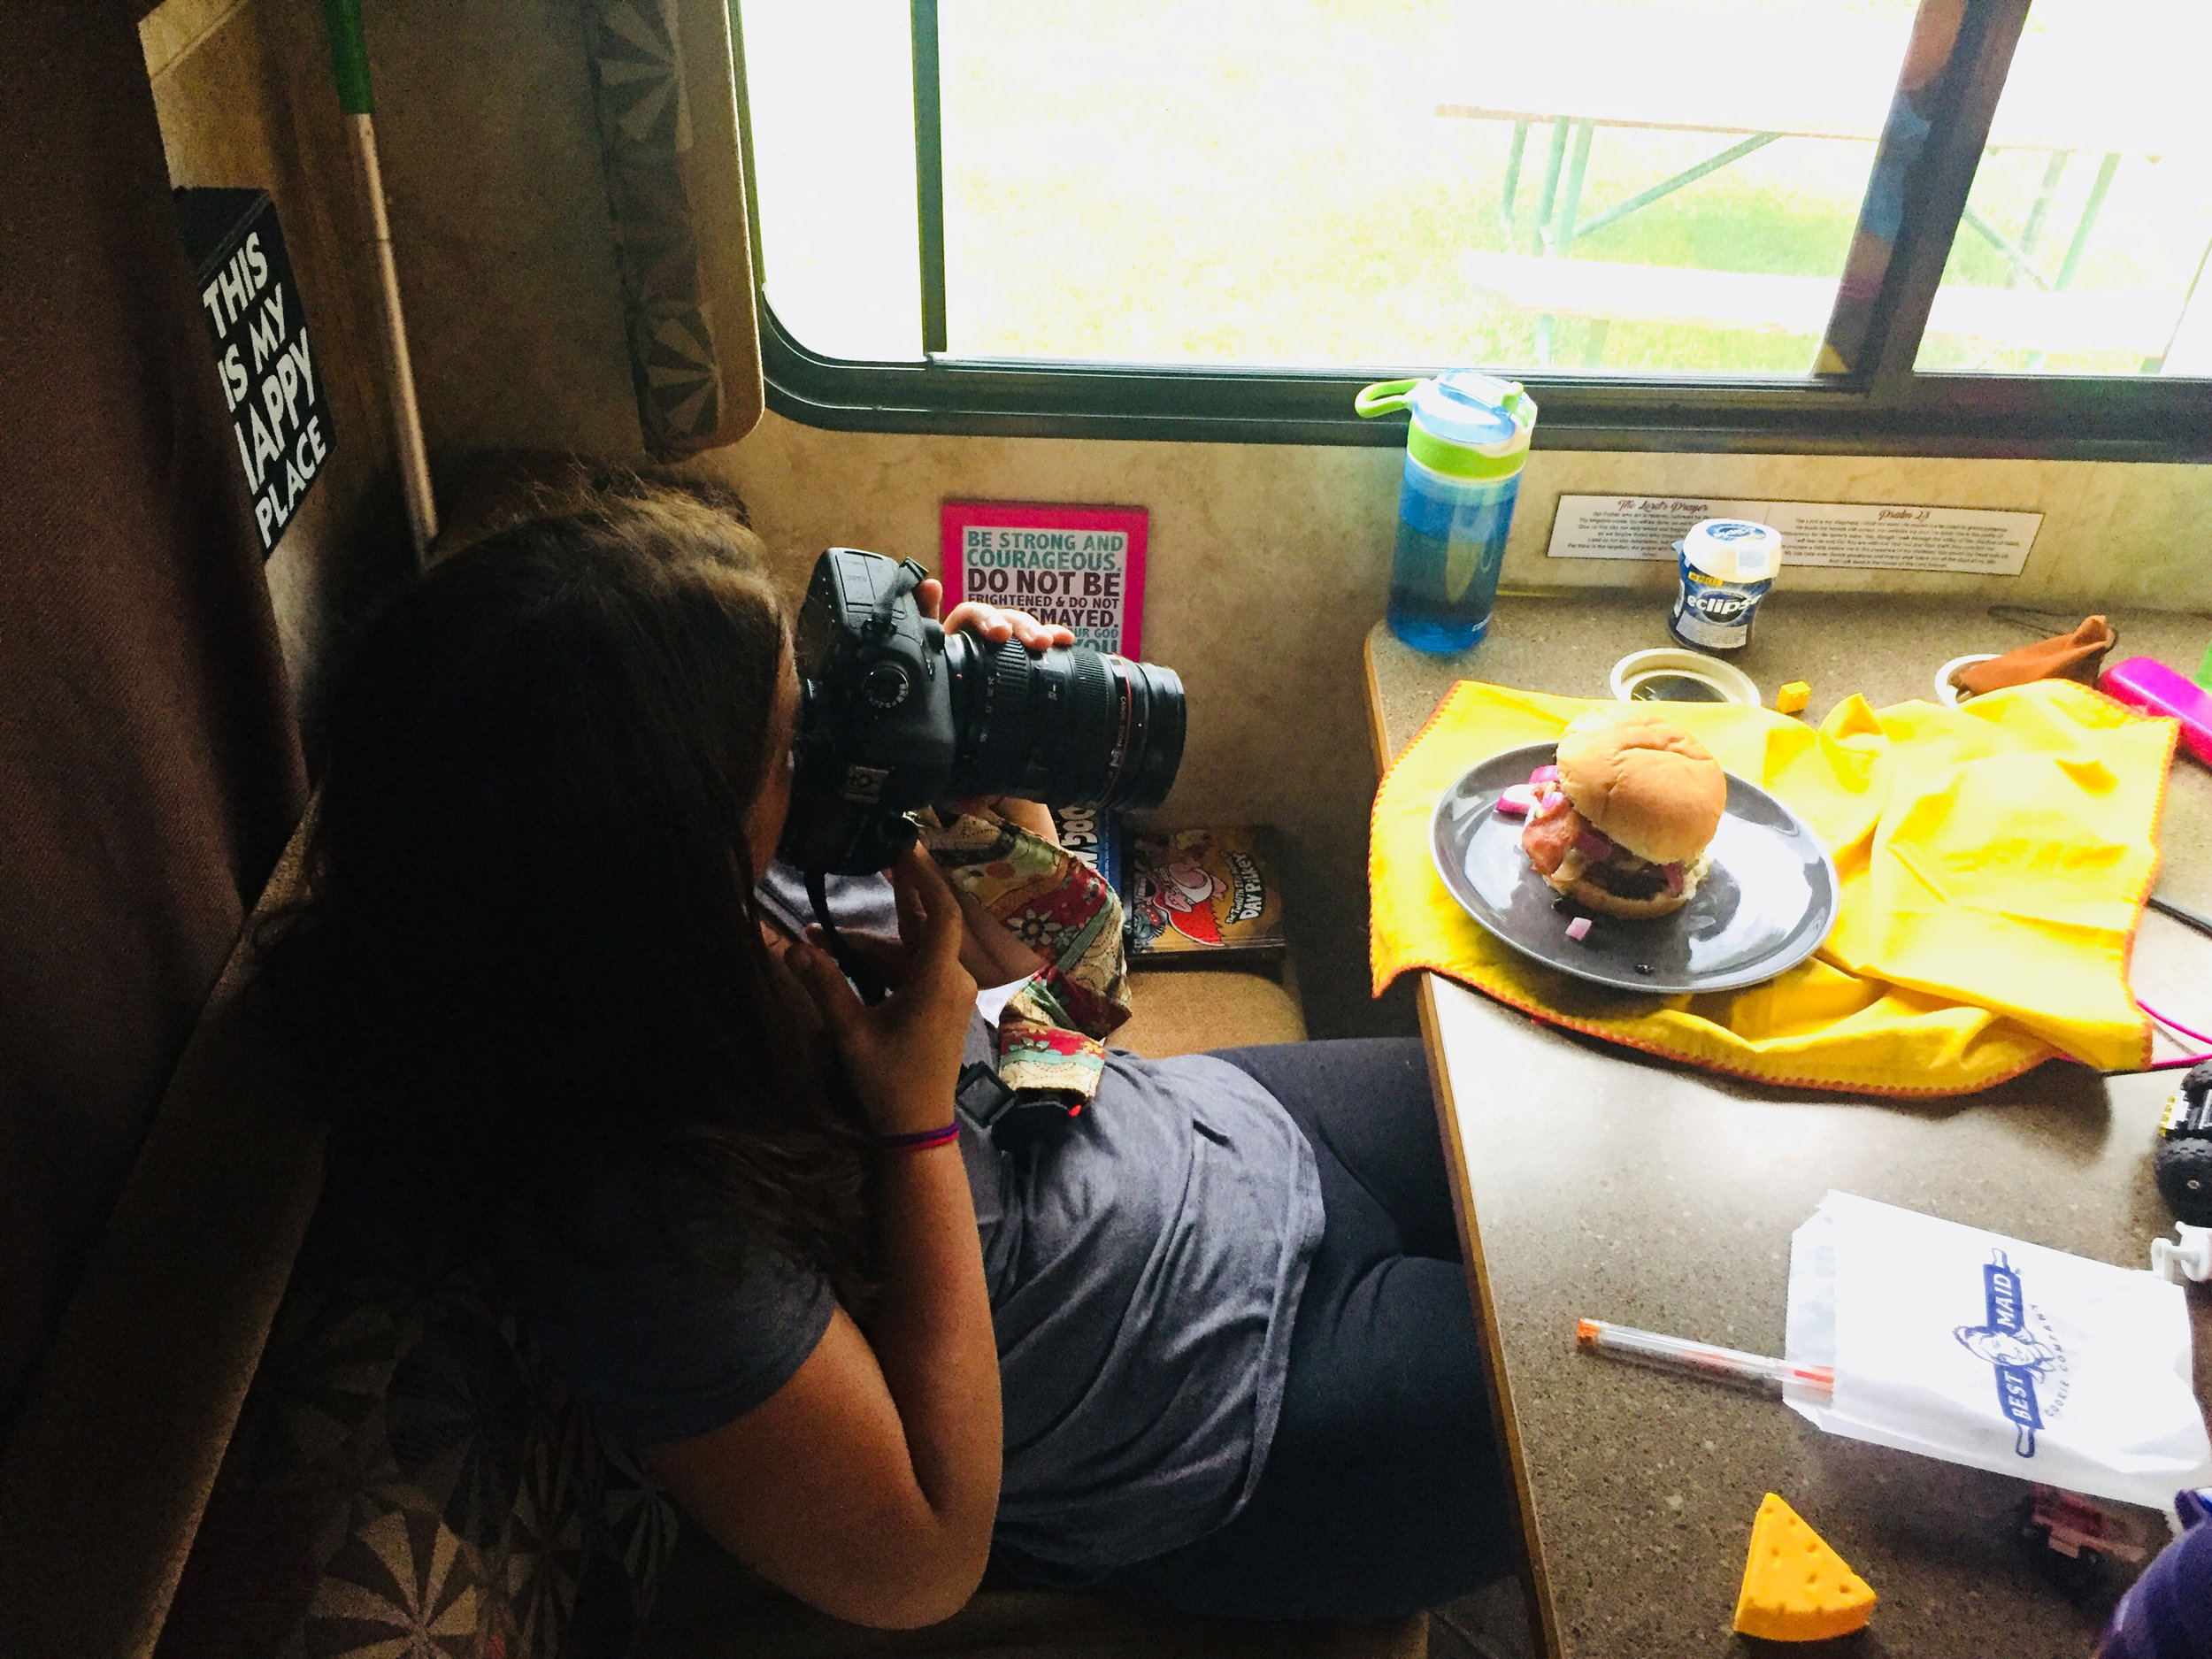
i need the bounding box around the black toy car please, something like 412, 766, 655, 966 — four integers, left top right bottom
2154, 1060, 2212, 1226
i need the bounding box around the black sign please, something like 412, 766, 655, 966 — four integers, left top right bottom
175, 188, 334, 557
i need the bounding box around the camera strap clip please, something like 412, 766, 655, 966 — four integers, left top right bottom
956, 1061, 1080, 1153
862, 558, 930, 641
803, 865, 890, 1004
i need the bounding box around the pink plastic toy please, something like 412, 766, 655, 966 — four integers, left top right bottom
2101, 657, 2212, 766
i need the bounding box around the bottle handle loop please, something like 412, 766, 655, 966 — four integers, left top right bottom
1354, 378, 1423, 419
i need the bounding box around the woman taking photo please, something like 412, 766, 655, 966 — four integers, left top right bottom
262, 472, 1512, 1629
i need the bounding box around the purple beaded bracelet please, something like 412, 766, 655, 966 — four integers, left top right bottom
875, 1121, 960, 1152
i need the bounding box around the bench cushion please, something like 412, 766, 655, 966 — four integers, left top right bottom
1116, 970, 1307, 1058
156, 1236, 680, 1659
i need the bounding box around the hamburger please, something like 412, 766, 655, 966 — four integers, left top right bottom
1510, 707, 1726, 918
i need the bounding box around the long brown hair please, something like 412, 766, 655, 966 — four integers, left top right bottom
258, 474, 872, 1306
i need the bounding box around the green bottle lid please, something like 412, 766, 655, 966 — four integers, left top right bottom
1355, 371, 1536, 480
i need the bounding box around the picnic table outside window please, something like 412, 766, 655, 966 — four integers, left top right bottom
1437, 7, 2205, 370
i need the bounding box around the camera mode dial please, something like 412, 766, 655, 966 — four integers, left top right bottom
863, 662, 911, 710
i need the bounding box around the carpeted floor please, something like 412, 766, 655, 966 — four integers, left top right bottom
1427, 1579, 1539, 1659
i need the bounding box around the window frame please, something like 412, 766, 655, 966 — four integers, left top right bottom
733, 0, 2212, 462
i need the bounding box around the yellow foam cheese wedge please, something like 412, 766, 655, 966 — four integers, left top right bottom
1732, 1492, 1877, 1641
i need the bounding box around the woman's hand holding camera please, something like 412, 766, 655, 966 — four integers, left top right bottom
914, 580, 1067, 848
693, 847, 1001, 1630
785, 845, 977, 1138
915, 578, 1073, 656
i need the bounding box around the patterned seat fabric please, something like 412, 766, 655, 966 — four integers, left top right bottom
157, 1205, 680, 1659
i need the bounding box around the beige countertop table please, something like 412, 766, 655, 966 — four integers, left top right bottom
1363, 593, 2212, 1658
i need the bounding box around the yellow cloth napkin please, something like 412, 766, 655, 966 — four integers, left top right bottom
1371, 680, 2176, 1094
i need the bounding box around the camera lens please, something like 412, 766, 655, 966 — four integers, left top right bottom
944, 635, 1185, 810
1110, 657, 1185, 809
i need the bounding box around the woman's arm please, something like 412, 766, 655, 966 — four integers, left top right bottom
643, 849, 1001, 1628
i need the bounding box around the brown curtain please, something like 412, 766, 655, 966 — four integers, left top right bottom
0, 0, 306, 1439
583, 0, 765, 458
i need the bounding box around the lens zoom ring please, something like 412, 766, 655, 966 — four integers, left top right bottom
966, 637, 1030, 781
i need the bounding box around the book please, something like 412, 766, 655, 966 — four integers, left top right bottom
1049, 802, 1128, 895
1124, 827, 1287, 967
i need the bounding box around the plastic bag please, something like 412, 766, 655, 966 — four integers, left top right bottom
1784, 1191, 2212, 1509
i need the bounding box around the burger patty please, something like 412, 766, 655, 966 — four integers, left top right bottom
1586, 860, 1671, 901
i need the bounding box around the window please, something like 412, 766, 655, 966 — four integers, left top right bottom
1913, 0, 2211, 377
732, 0, 2212, 455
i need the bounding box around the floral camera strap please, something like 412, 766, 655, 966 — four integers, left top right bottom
918, 810, 1131, 1107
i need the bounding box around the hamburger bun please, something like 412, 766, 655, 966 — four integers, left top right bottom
1554, 707, 1726, 865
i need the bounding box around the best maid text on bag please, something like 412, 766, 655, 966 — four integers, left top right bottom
1356, 372, 1536, 654
1783, 1192, 2212, 1510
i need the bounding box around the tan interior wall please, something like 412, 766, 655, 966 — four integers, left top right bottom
142, 0, 655, 726
695, 419, 1420, 1032
1496, 450, 2212, 604
142, 0, 408, 725
359, 0, 641, 462
704, 417, 2212, 1033
142, 0, 2212, 1033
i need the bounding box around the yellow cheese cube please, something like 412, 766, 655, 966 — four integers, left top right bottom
1776, 680, 1812, 715
1732, 1492, 1876, 1641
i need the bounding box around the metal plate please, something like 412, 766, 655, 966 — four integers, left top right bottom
1429, 742, 1840, 995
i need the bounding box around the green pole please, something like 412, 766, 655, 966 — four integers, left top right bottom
317, 0, 436, 554
322, 0, 376, 116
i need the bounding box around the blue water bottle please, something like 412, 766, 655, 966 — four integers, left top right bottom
1356, 372, 1537, 654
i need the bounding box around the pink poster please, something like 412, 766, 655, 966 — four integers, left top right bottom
939, 501, 1148, 658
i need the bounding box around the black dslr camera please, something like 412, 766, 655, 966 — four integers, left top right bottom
777, 547, 1186, 881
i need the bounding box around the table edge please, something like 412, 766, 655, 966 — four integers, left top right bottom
1365, 631, 1564, 1659
1417, 979, 1563, 1659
